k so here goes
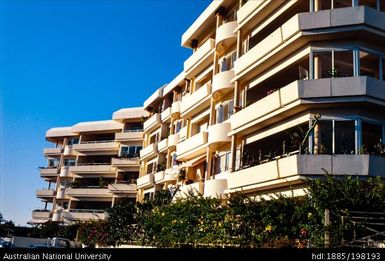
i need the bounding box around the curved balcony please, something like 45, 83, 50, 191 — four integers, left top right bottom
208, 122, 231, 149
203, 179, 228, 198
171, 101, 181, 119
168, 134, 179, 149
59, 166, 72, 178
212, 69, 235, 100
215, 21, 238, 54
52, 211, 62, 222
174, 181, 204, 199
56, 186, 68, 200
63, 145, 76, 156
137, 173, 155, 189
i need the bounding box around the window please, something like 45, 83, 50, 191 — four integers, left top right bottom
63, 159, 76, 167
314, 121, 333, 154
214, 151, 231, 174
312, 48, 384, 80
360, 51, 381, 79
362, 122, 383, 154
67, 137, 79, 145
175, 120, 182, 133
218, 50, 237, 72
335, 121, 355, 154
120, 146, 141, 157
48, 158, 60, 168
124, 122, 143, 132
172, 153, 178, 166
216, 100, 234, 124
313, 50, 353, 79
146, 161, 157, 175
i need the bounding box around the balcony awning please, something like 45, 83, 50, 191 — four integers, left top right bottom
112, 107, 149, 121
72, 120, 123, 133
46, 127, 77, 138
180, 155, 206, 168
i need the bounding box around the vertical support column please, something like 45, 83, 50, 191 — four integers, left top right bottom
314, 54, 320, 80
309, 118, 314, 154
354, 48, 360, 77
230, 135, 237, 172
229, 25, 242, 174
206, 12, 222, 181
355, 119, 362, 154
314, 123, 321, 154
332, 120, 336, 154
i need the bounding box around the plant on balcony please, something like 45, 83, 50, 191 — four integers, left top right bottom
156, 163, 166, 172
266, 88, 278, 96
328, 66, 340, 78
69, 181, 79, 188
98, 177, 108, 188
373, 142, 385, 156
177, 169, 186, 182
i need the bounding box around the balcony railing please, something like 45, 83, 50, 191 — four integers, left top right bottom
69, 164, 114, 174
140, 143, 158, 161
108, 183, 137, 194
231, 77, 385, 134
176, 131, 208, 161
63, 210, 106, 221
43, 147, 63, 156
161, 107, 171, 122
66, 188, 111, 197
137, 174, 155, 189
111, 157, 140, 167
184, 38, 215, 75
73, 140, 119, 153
115, 131, 143, 141
180, 83, 212, 118
227, 154, 385, 192
174, 181, 204, 199
39, 167, 59, 177
36, 189, 55, 198
143, 113, 161, 133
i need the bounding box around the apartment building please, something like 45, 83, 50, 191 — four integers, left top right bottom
31, 107, 147, 224
32, 0, 385, 221
137, 0, 385, 201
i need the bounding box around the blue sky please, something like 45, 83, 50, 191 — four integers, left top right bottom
0, 0, 211, 226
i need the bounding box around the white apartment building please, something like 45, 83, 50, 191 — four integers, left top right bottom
137, 0, 385, 201
32, 0, 385, 222
31, 107, 147, 224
